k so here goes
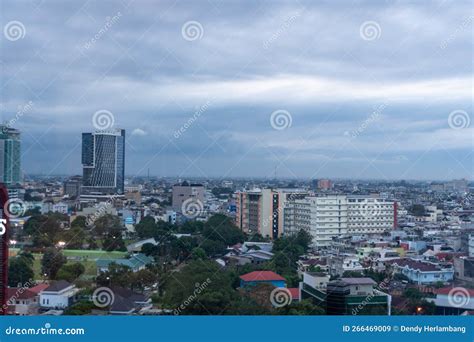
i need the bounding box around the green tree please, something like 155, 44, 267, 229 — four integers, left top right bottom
60, 226, 86, 249
102, 227, 126, 252
71, 216, 87, 228
96, 264, 133, 288
93, 214, 122, 237
41, 248, 67, 279
179, 221, 204, 234
202, 214, 244, 246
56, 263, 85, 282
135, 216, 157, 239
171, 236, 198, 261
191, 247, 207, 260
201, 239, 226, 257
141, 243, 159, 256
278, 299, 325, 315
23, 214, 63, 247
64, 300, 96, 315
131, 269, 157, 290
163, 260, 237, 314
294, 229, 312, 251
8, 255, 35, 286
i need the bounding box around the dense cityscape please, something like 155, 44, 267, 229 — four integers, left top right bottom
1, 124, 472, 316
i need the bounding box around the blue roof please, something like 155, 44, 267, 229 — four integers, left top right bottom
96, 253, 153, 271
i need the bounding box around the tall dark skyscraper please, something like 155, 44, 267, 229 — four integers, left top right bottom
0, 126, 21, 186
81, 129, 125, 196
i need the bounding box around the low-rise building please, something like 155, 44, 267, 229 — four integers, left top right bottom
39, 281, 79, 310
7, 284, 48, 315
108, 287, 152, 315
386, 259, 454, 285
239, 271, 286, 288
454, 257, 474, 282
300, 276, 391, 315
96, 253, 153, 274
431, 287, 474, 315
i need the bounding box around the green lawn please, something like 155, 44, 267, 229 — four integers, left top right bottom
12, 248, 128, 281
10, 248, 127, 260
62, 249, 127, 260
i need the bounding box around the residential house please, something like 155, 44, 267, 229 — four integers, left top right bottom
96, 253, 153, 274
108, 287, 152, 315
239, 271, 286, 288
39, 281, 79, 310
386, 259, 454, 285
430, 287, 474, 315
6, 284, 48, 315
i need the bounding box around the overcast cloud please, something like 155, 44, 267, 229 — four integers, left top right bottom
0, 0, 472, 180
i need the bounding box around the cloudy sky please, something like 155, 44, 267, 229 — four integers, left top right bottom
0, 0, 472, 180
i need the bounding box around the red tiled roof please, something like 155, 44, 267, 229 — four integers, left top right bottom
288, 288, 300, 300
435, 252, 466, 260
240, 271, 285, 282
29, 284, 49, 294
435, 287, 474, 297
7, 288, 37, 300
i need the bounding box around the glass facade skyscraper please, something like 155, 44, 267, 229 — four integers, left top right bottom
0, 126, 21, 186
81, 129, 125, 195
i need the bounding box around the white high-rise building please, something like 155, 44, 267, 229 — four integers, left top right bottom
285, 195, 396, 248
346, 196, 396, 235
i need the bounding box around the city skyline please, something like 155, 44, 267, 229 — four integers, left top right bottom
1, 1, 472, 180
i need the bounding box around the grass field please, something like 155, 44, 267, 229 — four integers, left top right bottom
62, 249, 127, 259
11, 248, 128, 281
10, 248, 127, 260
